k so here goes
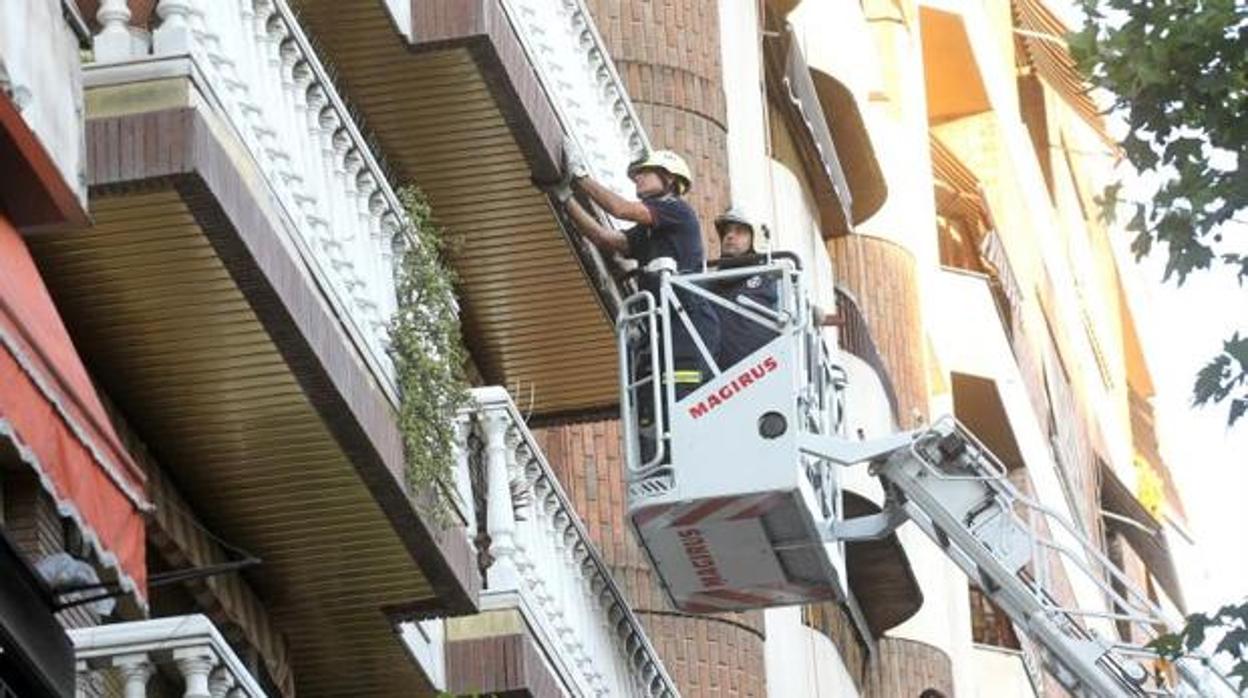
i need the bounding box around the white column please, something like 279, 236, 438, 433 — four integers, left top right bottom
153, 0, 196, 55
452, 415, 476, 536
112, 653, 154, 698
173, 646, 217, 698
482, 409, 519, 589
208, 665, 236, 698
94, 0, 135, 62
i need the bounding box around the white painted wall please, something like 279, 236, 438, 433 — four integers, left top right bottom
0, 0, 87, 212
764, 606, 861, 698
928, 268, 1116, 635
969, 645, 1036, 698
717, 0, 771, 224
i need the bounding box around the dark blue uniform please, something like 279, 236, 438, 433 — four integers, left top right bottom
715, 269, 779, 369
625, 197, 720, 382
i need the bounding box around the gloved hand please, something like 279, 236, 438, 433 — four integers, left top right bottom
550, 177, 574, 203
563, 136, 589, 180
531, 170, 574, 203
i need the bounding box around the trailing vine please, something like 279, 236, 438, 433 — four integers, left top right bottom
389, 186, 472, 525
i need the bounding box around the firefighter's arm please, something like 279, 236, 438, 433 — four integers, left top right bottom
565, 196, 630, 255
574, 176, 656, 226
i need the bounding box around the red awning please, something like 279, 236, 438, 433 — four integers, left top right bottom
0, 214, 149, 601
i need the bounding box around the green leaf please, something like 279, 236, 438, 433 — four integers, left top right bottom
1224, 332, 1248, 371
1192, 355, 1230, 406
1216, 627, 1248, 657
389, 186, 473, 526
1231, 398, 1248, 427
1149, 631, 1184, 659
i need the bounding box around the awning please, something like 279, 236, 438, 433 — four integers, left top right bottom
930, 133, 989, 231
764, 22, 856, 236
0, 215, 149, 602
1100, 464, 1185, 613
1012, 0, 1115, 147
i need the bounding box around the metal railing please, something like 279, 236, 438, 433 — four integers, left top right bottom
834, 286, 901, 421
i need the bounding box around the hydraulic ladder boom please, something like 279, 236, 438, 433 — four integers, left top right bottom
811, 418, 1236, 698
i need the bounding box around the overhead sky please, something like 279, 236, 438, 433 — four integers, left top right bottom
1121, 238, 1248, 613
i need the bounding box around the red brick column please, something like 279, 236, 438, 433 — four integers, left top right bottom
829, 234, 930, 426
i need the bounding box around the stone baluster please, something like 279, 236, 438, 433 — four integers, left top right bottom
509, 442, 536, 581
208, 666, 236, 698
503, 425, 526, 556
95, 0, 136, 62
353, 170, 379, 296
534, 487, 558, 610
326, 127, 354, 267
381, 211, 402, 321
301, 86, 335, 254
365, 187, 393, 333
229, 1, 264, 148
245, 1, 280, 180
340, 150, 370, 298
276, 39, 306, 190
261, 18, 296, 182
482, 409, 518, 589
154, 0, 196, 55
173, 646, 218, 698
113, 653, 154, 698
452, 415, 476, 536
290, 61, 320, 216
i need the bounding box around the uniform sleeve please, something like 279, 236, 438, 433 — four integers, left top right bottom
642, 197, 688, 228
624, 225, 646, 260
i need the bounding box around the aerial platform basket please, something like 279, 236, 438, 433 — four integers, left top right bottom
617, 255, 851, 613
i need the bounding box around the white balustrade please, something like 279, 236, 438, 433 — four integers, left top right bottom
463, 387, 677, 698
86, 0, 407, 400
71, 614, 266, 698
498, 0, 649, 204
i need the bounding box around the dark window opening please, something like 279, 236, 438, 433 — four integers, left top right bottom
969, 586, 1021, 649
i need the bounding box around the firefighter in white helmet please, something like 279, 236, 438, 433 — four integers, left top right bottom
547, 140, 720, 399
712, 207, 780, 369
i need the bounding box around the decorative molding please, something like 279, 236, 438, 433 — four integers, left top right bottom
463, 387, 677, 698
71, 615, 266, 698
499, 0, 649, 204
88, 0, 420, 403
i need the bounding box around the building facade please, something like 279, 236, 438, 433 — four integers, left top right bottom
0, 0, 1194, 696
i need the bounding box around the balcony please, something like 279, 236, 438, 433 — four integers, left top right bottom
446, 387, 676, 696
70, 615, 264, 697
26, 1, 481, 694
288, 0, 648, 416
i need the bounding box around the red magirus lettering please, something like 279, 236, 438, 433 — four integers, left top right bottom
687, 355, 780, 420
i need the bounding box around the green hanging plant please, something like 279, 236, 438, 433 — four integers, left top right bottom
389, 186, 472, 525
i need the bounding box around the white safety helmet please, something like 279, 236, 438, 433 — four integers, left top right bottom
627, 150, 693, 195
714, 206, 756, 237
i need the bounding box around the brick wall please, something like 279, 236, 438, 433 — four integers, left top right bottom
864, 637, 955, 698
828, 234, 930, 426
1, 469, 98, 631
